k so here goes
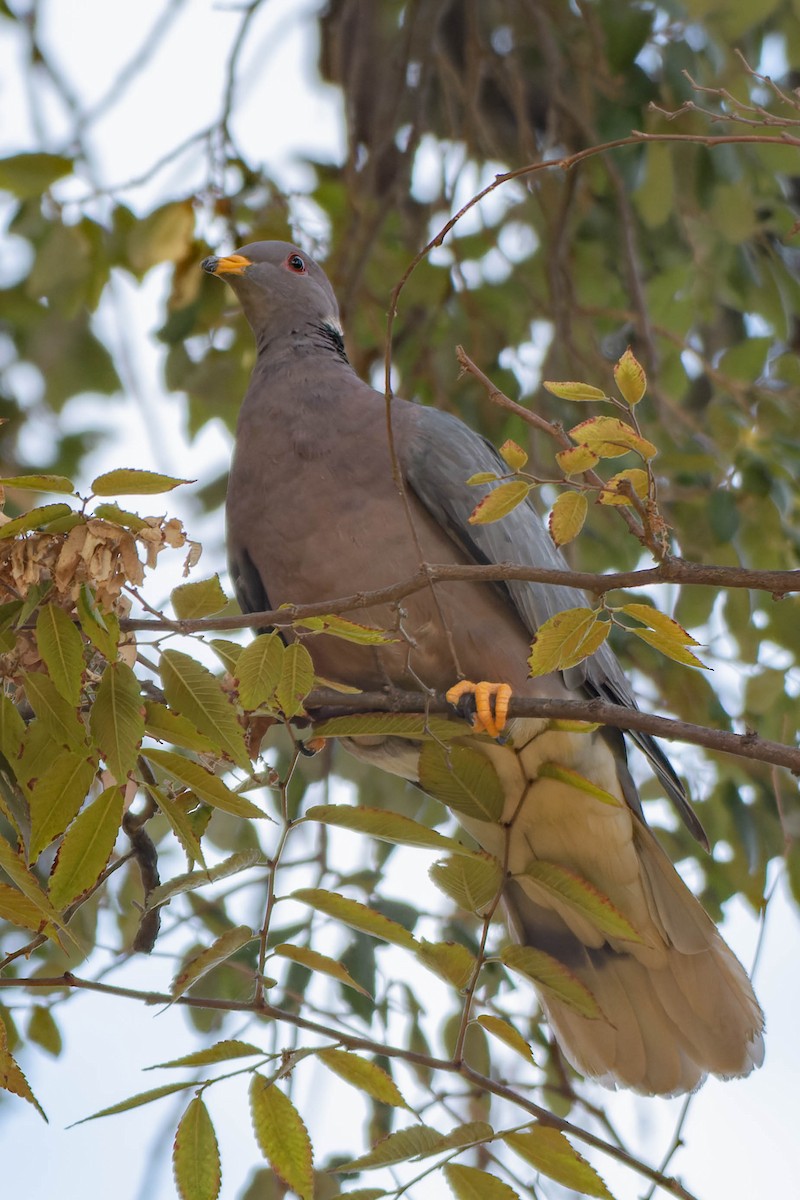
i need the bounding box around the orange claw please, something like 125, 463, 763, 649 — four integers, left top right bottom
445, 680, 513, 739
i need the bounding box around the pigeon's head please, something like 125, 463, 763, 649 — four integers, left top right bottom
202, 241, 343, 352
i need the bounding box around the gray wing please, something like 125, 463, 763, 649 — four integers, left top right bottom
403, 406, 706, 847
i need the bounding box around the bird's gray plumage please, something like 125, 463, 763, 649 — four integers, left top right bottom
205, 239, 764, 1095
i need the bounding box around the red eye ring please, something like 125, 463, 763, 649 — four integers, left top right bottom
287, 253, 306, 273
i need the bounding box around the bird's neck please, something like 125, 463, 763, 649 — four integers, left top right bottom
254, 318, 350, 368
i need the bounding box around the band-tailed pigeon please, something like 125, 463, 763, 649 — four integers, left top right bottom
203, 241, 764, 1095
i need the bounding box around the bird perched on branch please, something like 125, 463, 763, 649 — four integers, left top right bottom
203, 240, 764, 1095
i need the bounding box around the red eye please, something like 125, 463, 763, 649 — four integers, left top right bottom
287, 253, 306, 273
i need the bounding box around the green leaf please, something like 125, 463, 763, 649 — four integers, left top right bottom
1, 474, 75, 493
291, 888, 417, 950
318, 1049, 407, 1107
151, 787, 207, 868
305, 804, 468, 853
173, 1097, 221, 1200
414, 939, 476, 988
35, 605, 84, 704
542, 380, 609, 402
0, 692, 25, 763
500, 946, 602, 1018
171, 926, 254, 998
527, 608, 609, 677
536, 762, 622, 807
273, 943, 371, 997
275, 641, 315, 718
467, 471, 500, 485
143, 701, 215, 753
48, 785, 124, 910
77, 586, 119, 660
235, 634, 284, 710
128, 200, 195, 273
21, 671, 86, 751
419, 742, 504, 823
0, 836, 65, 942
146, 850, 264, 910
0, 881, 52, 933
249, 1075, 314, 1200
0, 1014, 47, 1120
91, 502, 148, 531
171, 575, 229, 620
549, 491, 588, 547
468, 480, 532, 525
160, 650, 250, 770
73, 1082, 196, 1125
293, 614, 396, 645
520, 860, 642, 943
142, 749, 267, 819
337, 1125, 443, 1171
208, 639, 243, 673
475, 1015, 535, 1063
428, 854, 503, 914
91, 469, 193, 496
89, 661, 144, 781
312, 713, 463, 741
0, 151, 73, 198
150, 1039, 263, 1070
26, 1006, 63, 1058
28, 751, 97, 861
628, 627, 709, 669
504, 1126, 614, 1198
445, 1163, 520, 1200
0, 503, 73, 539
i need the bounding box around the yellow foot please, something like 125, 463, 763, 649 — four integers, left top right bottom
445, 680, 512, 739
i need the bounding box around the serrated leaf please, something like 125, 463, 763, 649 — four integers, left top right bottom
171, 575, 229, 620
73, 1082, 196, 1125
273, 944, 370, 997
613, 348, 646, 407
91, 502, 148, 531
35, 605, 84, 704
160, 650, 250, 769
527, 608, 609, 677
291, 888, 417, 949
146, 850, 264, 910
505, 1127, 614, 1198
27, 1006, 62, 1058
21, 671, 86, 751
29, 751, 97, 860
598, 468, 649, 505
207, 639, 243, 673
520, 861, 642, 942
249, 1075, 314, 1200
173, 1097, 221, 1200
500, 946, 602, 1018
312, 713, 463, 741
555, 445, 601, 475
77, 585, 119, 660
423, 1121, 495, 1156
0, 503, 73, 539
48, 785, 123, 910
143, 748, 266, 819
330, 1191, 387, 1200
466, 471, 499, 486
476, 1015, 534, 1063
621, 603, 700, 642
275, 641, 315, 718
151, 1039, 263, 1070
293, 614, 396, 645
305, 804, 467, 853
568, 416, 657, 461
0, 1015, 47, 1119
0, 837, 64, 942
536, 763, 622, 808
629, 627, 709, 669
415, 939, 476, 988
0, 692, 26, 763
143, 701, 215, 753
445, 1163, 520, 1200
0, 151, 73, 198
419, 742, 504, 823
318, 1049, 407, 1107
91, 469, 193, 496
235, 634, 284, 710
468, 480, 532, 525
89, 661, 144, 781
428, 854, 503, 913
549, 491, 588, 547
171, 925, 254, 998
498, 439, 528, 470
150, 787, 206, 867
0, 881, 50, 933
337, 1125, 443, 1171
2, 474, 75, 493
543, 380, 608, 402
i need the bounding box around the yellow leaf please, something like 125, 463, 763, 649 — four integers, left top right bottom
48, 785, 124, 910
500, 946, 602, 1018
536, 762, 622, 807
275, 641, 315, 718
35, 604, 84, 703
318, 1049, 407, 1107
415, 938, 476, 988
548, 491, 588, 547
520, 860, 643, 942
498, 438, 528, 470
466, 471, 499, 486
476, 1015, 535, 1063
613, 347, 646, 406
527, 608, 610, 677
336, 1125, 443, 1171
555, 444, 600, 475
171, 575, 229, 619
291, 888, 417, 950
419, 742, 504, 823
598, 468, 649, 505
160, 649, 250, 770
91, 469, 193, 496
273, 944, 370, 997
629, 627, 709, 669
89, 660, 144, 782
142, 748, 267, 819
249, 1076, 314, 1200
235, 634, 284, 710
445, 1163, 521, 1200
29, 751, 97, 860
0, 1016, 47, 1120
428, 854, 503, 914
468, 480, 531, 525
505, 1126, 614, 1198
305, 803, 467, 853
542, 380, 608, 402
173, 1097, 221, 1200
171, 926, 254, 998
568, 416, 657, 460
620, 602, 701, 642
